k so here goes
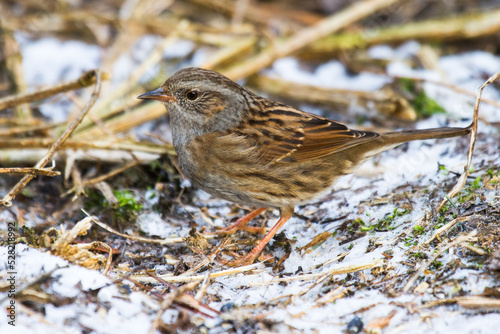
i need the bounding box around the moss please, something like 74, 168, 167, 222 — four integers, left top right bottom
84, 189, 143, 224
399, 78, 446, 118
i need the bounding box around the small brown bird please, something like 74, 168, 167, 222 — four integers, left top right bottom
139, 67, 471, 265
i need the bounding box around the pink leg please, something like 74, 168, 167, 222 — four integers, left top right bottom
215, 208, 267, 235
228, 207, 294, 266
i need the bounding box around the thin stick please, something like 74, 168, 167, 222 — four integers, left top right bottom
223, 0, 401, 80
0, 15, 32, 118
86, 214, 219, 245
0, 122, 61, 136
1, 71, 102, 207
148, 282, 199, 334
0, 70, 103, 111
132, 263, 264, 284
181, 237, 231, 276
75, 23, 187, 135
403, 231, 477, 292
66, 160, 141, 196
247, 259, 384, 287
423, 216, 471, 244
0, 137, 173, 154
435, 71, 500, 212
0, 167, 60, 177
194, 273, 211, 301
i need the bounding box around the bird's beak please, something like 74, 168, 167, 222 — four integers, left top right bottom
137, 88, 177, 103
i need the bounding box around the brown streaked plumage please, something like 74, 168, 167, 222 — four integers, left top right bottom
138, 67, 471, 265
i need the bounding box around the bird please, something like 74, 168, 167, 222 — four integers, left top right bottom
138, 67, 471, 266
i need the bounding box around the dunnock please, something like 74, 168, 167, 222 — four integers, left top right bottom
139, 67, 471, 265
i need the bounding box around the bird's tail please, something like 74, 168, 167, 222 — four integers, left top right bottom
354, 125, 471, 159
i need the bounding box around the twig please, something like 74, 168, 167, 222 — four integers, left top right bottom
181, 237, 232, 276
1, 70, 102, 207
0, 265, 67, 304
424, 216, 471, 244
435, 71, 500, 212
308, 9, 500, 55
132, 263, 264, 284
222, 0, 402, 80
148, 282, 199, 334
403, 231, 477, 292
0, 137, 173, 154
0, 15, 32, 118
93, 182, 118, 208
0, 70, 103, 111
75, 22, 187, 135
194, 273, 211, 301
65, 160, 141, 197
0, 167, 60, 177
247, 259, 384, 287
86, 213, 219, 245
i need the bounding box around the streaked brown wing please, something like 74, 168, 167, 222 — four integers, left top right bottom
238, 106, 379, 164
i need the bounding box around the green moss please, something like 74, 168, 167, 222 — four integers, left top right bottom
413, 225, 425, 235
84, 189, 143, 224
399, 78, 446, 118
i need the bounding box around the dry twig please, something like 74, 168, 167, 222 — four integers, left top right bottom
403, 231, 477, 292
1, 70, 103, 207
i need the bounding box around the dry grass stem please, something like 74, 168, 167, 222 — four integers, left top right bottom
181, 237, 232, 276
403, 231, 478, 292
65, 160, 141, 198
0, 15, 32, 118
194, 273, 211, 301
0, 167, 60, 177
77, 102, 168, 139
88, 215, 218, 245
93, 182, 118, 208
249, 75, 416, 120
435, 71, 500, 212
1, 70, 102, 207
51, 217, 107, 270
0, 137, 173, 154
132, 263, 264, 284
0, 70, 104, 111
309, 9, 500, 55
148, 282, 199, 334
223, 0, 402, 80
248, 259, 384, 287
308, 251, 350, 272
0, 122, 61, 136
76, 24, 187, 135
314, 286, 349, 307
424, 216, 472, 244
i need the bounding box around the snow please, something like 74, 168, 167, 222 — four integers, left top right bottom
270, 57, 392, 91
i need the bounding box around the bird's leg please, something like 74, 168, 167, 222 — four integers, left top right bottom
215, 207, 267, 235
228, 207, 294, 266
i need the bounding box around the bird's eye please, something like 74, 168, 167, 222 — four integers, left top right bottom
186, 90, 199, 100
